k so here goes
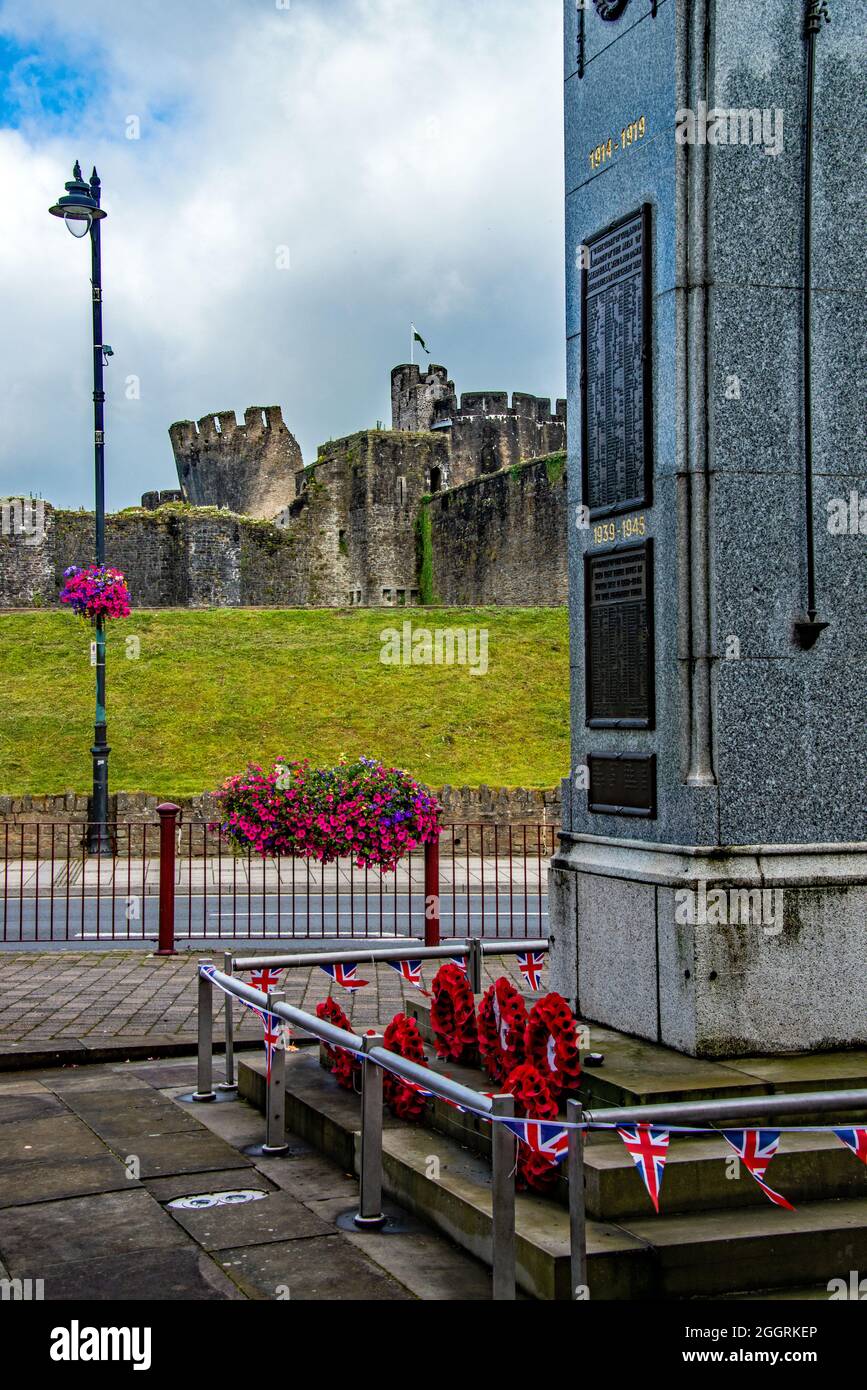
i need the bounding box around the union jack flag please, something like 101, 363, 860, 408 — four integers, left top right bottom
617, 1125, 671, 1212
721, 1130, 795, 1210
517, 950, 546, 990
833, 1127, 867, 1166
386, 959, 429, 993
320, 962, 369, 991
248, 966, 285, 994
451, 957, 468, 974
504, 1119, 570, 1162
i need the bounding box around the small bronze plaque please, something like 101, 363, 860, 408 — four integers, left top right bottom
585, 541, 654, 727
588, 753, 656, 818
581, 205, 652, 517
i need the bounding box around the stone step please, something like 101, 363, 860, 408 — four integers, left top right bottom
331, 1036, 866, 1219
239, 1053, 867, 1300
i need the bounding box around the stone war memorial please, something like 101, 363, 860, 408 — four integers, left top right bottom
550, 0, 866, 1060
0, 0, 866, 1332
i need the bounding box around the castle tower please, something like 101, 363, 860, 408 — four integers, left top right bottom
391, 364, 456, 433
169, 406, 302, 520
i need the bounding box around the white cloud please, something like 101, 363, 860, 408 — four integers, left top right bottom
0, 0, 565, 509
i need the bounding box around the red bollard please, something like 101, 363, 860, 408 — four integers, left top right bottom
156, 803, 180, 956
424, 837, 440, 947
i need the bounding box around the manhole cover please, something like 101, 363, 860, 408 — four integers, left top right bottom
168, 1189, 268, 1211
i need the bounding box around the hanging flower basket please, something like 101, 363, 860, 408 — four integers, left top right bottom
477, 977, 527, 1084
59, 565, 131, 621
382, 1014, 429, 1120
429, 963, 477, 1063
216, 756, 440, 874
315, 998, 360, 1091
503, 1062, 561, 1193
524, 993, 582, 1101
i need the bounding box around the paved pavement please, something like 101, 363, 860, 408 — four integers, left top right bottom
0, 1055, 493, 1300
0, 948, 530, 1047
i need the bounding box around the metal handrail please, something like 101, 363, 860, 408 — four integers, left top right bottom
206, 965, 492, 1115
230, 937, 548, 972
194, 958, 513, 1296
583, 1089, 867, 1128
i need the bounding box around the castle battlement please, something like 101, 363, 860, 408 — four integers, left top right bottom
168, 405, 302, 520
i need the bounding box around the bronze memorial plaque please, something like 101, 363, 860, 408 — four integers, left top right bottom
585, 541, 654, 727
588, 753, 656, 818
581, 205, 651, 516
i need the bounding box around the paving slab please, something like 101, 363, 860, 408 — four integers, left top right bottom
0, 1113, 107, 1164
60, 1091, 203, 1145
305, 1194, 493, 1301
215, 1235, 413, 1301
254, 1152, 360, 1203
0, 1189, 188, 1273
0, 1090, 68, 1123
42, 1247, 245, 1301
124, 1061, 200, 1087
100, 1128, 254, 1179
0, 1153, 134, 1209
168, 1189, 332, 1250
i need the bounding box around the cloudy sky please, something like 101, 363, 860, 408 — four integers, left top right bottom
0, 0, 565, 510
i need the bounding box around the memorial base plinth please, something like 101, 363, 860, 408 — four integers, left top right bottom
549, 836, 867, 1059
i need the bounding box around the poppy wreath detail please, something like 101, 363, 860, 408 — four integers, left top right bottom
316, 997, 360, 1091
477, 977, 527, 1084
382, 1014, 428, 1120
430, 963, 477, 1062
524, 992, 582, 1101
503, 1062, 562, 1193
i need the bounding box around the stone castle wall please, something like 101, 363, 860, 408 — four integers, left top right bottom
425, 453, 568, 607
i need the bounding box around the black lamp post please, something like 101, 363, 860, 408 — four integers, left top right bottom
49, 163, 112, 854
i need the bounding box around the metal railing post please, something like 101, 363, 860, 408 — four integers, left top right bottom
155, 802, 179, 955
491, 1093, 516, 1300
193, 958, 216, 1101
567, 1099, 588, 1299
218, 950, 237, 1091
354, 1032, 387, 1230
424, 838, 440, 947
262, 989, 289, 1154
467, 936, 483, 994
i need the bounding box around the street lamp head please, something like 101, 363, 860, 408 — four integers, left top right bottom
49, 161, 106, 237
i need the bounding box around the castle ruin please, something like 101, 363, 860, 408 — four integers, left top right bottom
0, 365, 568, 610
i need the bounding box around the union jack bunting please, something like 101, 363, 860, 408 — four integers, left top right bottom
249, 1008, 284, 1081
504, 1119, 570, 1162
721, 1130, 795, 1210
248, 966, 285, 994
320, 962, 369, 991
386, 959, 429, 993
397, 1073, 470, 1114
517, 950, 546, 990
617, 1125, 671, 1212
833, 1128, 867, 1166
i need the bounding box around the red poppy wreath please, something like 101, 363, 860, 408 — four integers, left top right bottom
524, 992, 582, 1100
316, 997, 360, 1091
430, 963, 477, 1062
504, 1061, 562, 1194
477, 977, 527, 1084
382, 1013, 429, 1120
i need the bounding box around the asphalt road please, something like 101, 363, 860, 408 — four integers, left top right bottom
0, 890, 548, 944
